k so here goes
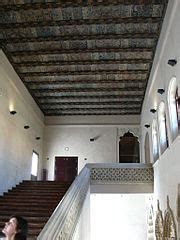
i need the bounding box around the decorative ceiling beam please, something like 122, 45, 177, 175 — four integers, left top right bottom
2, 39, 156, 53
40, 101, 142, 106
20, 70, 149, 77
36, 95, 143, 102
45, 106, 141, 112
13, 59, 152, 66
0, 33, 158, 43
42, 106, 141, 111
33, 90, 144, 98
0, 0, 168, 11
22, 74, 147, 82
14, 62, 151, 69
23, 79, 146, 85
42, 99, 141, 106
27, 83, 146, 91
0, 17, 161, 29
32, 87, 145, 93
10, 48, 153, 56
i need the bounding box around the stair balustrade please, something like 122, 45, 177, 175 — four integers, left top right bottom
37, 163, 153, 240
37, 166, 90, 240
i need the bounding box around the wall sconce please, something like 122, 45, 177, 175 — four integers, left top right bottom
157, 88, 165, 94
24, 125, 30, 129
10, 110, 17, 115
150, 109, 156, 113
36, 137, 40, 140
168, 59, 177, 66
90, 138, 95, 142
90, 135, 100, 142
144, 124, 150, 128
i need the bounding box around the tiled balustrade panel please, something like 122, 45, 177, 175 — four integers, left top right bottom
90, 164, 153, 184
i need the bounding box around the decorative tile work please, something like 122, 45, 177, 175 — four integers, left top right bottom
90, 166, 153, 183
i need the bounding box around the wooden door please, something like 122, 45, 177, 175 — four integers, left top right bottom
55, 156, 78, 182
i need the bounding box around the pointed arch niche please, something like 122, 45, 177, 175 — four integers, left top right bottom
119, 131, 140, 163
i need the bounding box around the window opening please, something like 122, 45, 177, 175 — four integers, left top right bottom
158, 102, 168, 154
168, 77, 178, 141
152, 119, 159, 162
31, 151, 39, 180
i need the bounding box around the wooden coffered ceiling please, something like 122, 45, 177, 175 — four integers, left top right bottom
0, 0, 168, 116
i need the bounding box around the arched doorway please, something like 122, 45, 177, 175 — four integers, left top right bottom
119, 131, 140, 163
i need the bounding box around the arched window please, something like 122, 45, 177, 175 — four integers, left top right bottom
119, 131, 140, 163
168, 77, 178, 141
152, 119, 159, 162
158, 102, 169, 154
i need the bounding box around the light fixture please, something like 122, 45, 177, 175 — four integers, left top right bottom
36, 137, 40, 140
150, 109, 156, 114
24, 125, 30, 129
168, 59, 177, 66
157, 88, 165, 94
10, 110, 17, 115
145, 124, 150, 128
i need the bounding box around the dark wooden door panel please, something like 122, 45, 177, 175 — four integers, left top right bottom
55, 156, 78, 182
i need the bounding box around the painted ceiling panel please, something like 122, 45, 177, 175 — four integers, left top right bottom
0, 0, 168, 116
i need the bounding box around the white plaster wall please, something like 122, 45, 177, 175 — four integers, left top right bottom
73, 187, 90, 240
44, 125, 117, 179
44, 124, 140, 180
90, 194, 148, 240
0, 50, 44, 194
153, 137, 180, 224
141, 0, 180, 234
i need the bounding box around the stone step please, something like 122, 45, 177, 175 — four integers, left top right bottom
0, 210, 52, 217
0, 180, 70, 239
4, 191, 66, 196
1, 194, 63, 199
21, 180, 71, 186
0, 205, 56, 211
0, 201, 58, 207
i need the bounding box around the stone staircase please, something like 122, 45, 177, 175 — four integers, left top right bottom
0, 181, 71, 240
